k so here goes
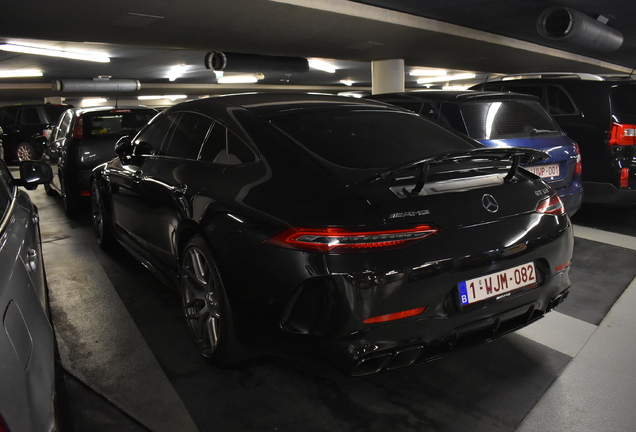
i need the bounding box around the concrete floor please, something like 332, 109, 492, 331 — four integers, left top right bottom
23, 179, 636, 432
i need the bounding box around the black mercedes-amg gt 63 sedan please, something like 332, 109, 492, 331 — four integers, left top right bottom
91, 93, 573, 376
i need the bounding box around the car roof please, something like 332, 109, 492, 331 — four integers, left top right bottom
370, 89, 540, 103
163, 92, 401, 116
69, 106, 158, 116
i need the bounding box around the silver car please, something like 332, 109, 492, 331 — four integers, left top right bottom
0, 159, 56, 431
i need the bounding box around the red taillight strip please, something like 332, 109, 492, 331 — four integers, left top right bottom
73, 116, 84, 139
573, 143, 583, 176
535, 194, 566, 216
266, 225, 440, 253
363, 307, 427, 324
609, 122, 636, 146
555, 261, 571, 272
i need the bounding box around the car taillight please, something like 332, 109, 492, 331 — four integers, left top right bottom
42, 128, 52, 138
73, 116, 84, 139
608, 122, 636, 146
535, 193, 566, 216
573, 143, 583, 176
363, 306, 427, 324
620, 167, 630, 188
266, 225, 440, 253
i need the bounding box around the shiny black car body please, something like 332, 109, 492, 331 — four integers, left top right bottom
1, 159, 56, 431
477, 73, 636, 205
45, 106, 157, 215
91, 93, 573, 375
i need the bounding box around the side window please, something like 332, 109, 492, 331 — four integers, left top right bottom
59, 112, 72, 137
21, 107, 41, 125
385, 101, 423, 114
199, 122, 257, 165
1, 107, 19, 126
163, 112, 213, 160
546, 85, 578, 115
419, 102, 439, 120
438, 102, 467, 134
134, 115, 175, 156
501, 85, 544, 100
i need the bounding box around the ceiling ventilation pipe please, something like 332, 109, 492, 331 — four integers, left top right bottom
537, 6, 623, 52
53, 78, 141, 92
205, 51, 309, 73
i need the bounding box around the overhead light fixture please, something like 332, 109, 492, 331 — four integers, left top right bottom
0, 43, 110, 63
168, 65, 188, 81
308, 59, 337, 73
0, 69, 43, 78
217, 74, 260, 84
81, 98, 108, 105
340, 80, 354, 86
138, 95, 187, 101
417, 73, 476, 84
409, 69, 447, 77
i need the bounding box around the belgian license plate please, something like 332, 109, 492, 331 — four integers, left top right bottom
458, 262, 537, 306
525, 164, 560, 178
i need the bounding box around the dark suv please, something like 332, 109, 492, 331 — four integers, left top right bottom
0, 103, 72, 162
44, 105, 157, 215
477, 73, 636, 205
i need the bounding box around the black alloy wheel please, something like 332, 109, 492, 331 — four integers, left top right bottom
90, 180, 114, 250
180, 236, 241, 366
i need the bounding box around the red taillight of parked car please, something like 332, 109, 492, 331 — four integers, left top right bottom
72, 116, 84, 139
620, 167, 630, 188
573, 142, 583, 176
608, 122, 636, 146
363, 306, 428, 324
535, 193, 566, 216
266, 225, 440, 253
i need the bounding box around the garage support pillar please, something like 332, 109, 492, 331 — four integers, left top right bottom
371, 59, 404, 95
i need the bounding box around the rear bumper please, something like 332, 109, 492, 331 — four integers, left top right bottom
582, 181, 636, 205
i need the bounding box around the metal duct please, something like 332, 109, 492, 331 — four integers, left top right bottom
52, 79, 141, 92
537, 6, 623, 52
204, 51, 309, 73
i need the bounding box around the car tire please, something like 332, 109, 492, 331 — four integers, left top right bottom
90, 180, 115, 250
60, 174, 82, 216
16, 142, 38, 161
180, 236, 245, 366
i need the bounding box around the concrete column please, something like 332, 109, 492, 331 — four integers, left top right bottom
371, 59, 404, 95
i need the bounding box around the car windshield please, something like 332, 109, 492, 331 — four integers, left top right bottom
269, 109, 476, 171
84, 111, 155, 137
460, 99, 562, 140
610, 84, 636, 119
0, 161, 12, 221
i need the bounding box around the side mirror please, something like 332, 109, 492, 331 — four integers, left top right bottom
16, 161, 53, 190
114, 136, 133, 161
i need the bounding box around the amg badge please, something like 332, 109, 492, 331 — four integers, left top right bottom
388, 209, 431, 219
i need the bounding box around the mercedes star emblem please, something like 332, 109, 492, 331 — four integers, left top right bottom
482, 194, 499, 213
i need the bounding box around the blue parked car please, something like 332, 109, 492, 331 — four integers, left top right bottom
368, 90, 583, 215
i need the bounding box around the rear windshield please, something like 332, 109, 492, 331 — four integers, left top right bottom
460, 99, 562, 140
269, 109, 476, 170
84, 110, 155, 138
610, 84, 636, 119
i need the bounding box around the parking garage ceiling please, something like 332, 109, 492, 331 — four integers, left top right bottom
1, 0, 635, 102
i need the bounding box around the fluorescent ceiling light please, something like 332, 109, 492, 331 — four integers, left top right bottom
309, 59, 336, 73
168, 65, 188, 81
409, 69, 447, 77
138, 95, 187, 101
82, 98, 108, 105
417, 73, 476, 84
340, 80, 354, 86
0, 43, 110, 63
217, 75, 259, 84
0, 69, 43, 78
